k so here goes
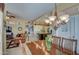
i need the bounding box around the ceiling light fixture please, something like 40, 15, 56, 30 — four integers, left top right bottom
45, 3, 70, 30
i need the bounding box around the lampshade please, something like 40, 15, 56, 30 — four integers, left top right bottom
64, 18, 69, 23
45, 19, 50, 23
59, 15, 69, 21
49, 16, 56, 21
6, 16, 10, 19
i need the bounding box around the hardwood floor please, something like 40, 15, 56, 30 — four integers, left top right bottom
26, 40, 75, 55
6, 47, 24, 55
26, 40, 57, 55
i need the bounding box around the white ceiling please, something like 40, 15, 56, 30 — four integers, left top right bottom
5, 3, 55, 20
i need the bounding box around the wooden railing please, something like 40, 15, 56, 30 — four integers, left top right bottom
52, 36, 77, 55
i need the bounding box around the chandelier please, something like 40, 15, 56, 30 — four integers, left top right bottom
45, 3, 69, 30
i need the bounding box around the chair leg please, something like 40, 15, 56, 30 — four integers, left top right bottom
7, 40, 13, 49
7, 40, 20, 49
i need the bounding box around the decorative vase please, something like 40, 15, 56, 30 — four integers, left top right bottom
45, 35, 52, 51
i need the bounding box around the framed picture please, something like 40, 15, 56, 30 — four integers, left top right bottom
18, 27, 22, 31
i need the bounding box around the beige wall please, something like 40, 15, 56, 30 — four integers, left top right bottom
34, 25, 48, 33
